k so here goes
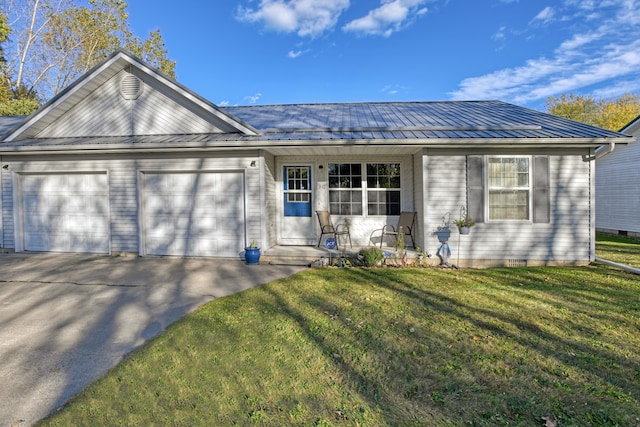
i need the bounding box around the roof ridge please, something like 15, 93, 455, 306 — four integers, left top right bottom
223, 100, 503, 109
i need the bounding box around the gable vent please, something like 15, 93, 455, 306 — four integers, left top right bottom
120, 73, 143, 100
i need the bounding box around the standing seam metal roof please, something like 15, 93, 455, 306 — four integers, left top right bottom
0, 100, 630, 148
223, 100, 625, 140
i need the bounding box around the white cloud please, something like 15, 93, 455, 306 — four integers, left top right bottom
380, 84, 408, 95
218, 100, 230, 106
592, 78, 640, 99
530, 6, 555, 25
288, 49, 309, 58
243, 93, 263, 104
492, 25, 506, 41
237, 0, 350, 37
342, 0, 428, 37
450, 0, 640, 105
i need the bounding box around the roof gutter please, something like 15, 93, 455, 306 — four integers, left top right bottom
582, 141, 615, 162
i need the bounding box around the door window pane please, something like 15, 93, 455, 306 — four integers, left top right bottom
284, 166, 312, 217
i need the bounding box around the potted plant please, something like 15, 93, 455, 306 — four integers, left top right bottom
454, 215, 475, 235
244, 240, 261, 264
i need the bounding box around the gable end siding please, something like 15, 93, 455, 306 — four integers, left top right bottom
36, 70, 226, 138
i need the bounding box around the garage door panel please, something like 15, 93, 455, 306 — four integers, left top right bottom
21, 174, 110, 254
217, 217, 244, 237
143, 172, 244, 257
219, 173, 243, 191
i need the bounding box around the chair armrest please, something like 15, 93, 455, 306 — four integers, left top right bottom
335, 223, 350, 234
381, 225, 397, 234
320, 225, 335, 233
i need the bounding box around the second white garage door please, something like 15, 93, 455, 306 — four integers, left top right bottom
142, 171, 245, 257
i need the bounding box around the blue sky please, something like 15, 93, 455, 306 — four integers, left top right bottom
127, 0, 640, 111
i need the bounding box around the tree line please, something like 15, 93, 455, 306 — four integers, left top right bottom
545, 92, 640, 131
1, 0, 175, 116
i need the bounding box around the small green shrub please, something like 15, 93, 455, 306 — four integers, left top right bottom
358, 247, 384, 267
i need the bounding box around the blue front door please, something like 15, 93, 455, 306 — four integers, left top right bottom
280, 165, 315, 245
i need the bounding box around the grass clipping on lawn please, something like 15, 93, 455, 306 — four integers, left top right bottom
40, 266, 640, 426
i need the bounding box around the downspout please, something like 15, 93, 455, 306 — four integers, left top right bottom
582, 141, 616, 262
582, 142, 615, 162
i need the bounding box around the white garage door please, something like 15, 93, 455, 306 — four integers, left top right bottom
21, 173, 110, 253
142, 172, 245, 257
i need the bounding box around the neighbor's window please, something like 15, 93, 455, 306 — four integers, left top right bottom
328, 162, 401, 216
488, 156, 530, 220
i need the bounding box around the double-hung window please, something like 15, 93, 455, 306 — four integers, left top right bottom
487, 156, 530, 220
367, 163, 401, 215
328, 163, 362, 215
328, 162, 401, 216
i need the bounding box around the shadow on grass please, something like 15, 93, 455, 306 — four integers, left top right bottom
260, 266, 640, 425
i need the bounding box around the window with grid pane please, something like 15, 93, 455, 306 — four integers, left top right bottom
328, 163, 362, 215
367, 163, 401, 215
488, 157, 530, 220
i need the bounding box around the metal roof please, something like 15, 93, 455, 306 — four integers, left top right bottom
0, 116, 27, 138
223, 100, 625, 140
0, 100, 631, 153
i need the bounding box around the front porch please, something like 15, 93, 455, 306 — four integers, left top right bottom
261, 244, 432, 267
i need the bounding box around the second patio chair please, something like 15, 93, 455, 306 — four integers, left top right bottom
379, 211, 416, 248
316, 210, 352, 249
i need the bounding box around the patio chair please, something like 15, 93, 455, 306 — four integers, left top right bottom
378, 211, 416, 248
316, 210, 352, 249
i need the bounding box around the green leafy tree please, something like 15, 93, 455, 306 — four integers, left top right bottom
126, 29, 175, 78
546, 92, 640, 131
0, 11, 39, 115
0, 12, 11, 105
2, 0, 175, 105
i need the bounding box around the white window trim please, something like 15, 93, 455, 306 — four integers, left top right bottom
327, 161, 403, 217
485, 155, 533, 222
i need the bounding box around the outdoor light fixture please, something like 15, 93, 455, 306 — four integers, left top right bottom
250, 160, 256, 167
318, 164, 324, 169
2, 165, 8, 169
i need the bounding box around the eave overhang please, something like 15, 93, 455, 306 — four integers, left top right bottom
0, 135, 631, 156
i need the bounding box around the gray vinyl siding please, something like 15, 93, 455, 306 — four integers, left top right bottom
263, 151, 278, 248
1, 153, 261, 255
36, 70, 225, 138
413, 152, 426, 249
422, 154, 467, 258
421, 151, 592, 263
1, 167, 13, 249
596, 140, 640, 234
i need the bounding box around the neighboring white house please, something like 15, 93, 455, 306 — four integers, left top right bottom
596, 116, 640, 237
0, 50, 632, 267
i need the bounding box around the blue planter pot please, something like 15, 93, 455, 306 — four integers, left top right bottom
245, 247, 261, 264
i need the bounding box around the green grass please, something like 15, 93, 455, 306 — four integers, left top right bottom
596, 232, 640, 268
39, 264, 640, 426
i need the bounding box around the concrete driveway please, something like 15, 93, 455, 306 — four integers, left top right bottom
0, 253, 305, 427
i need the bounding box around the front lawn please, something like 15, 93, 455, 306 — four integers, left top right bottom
39, 265, 640, 426
596, 232, 640, 268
